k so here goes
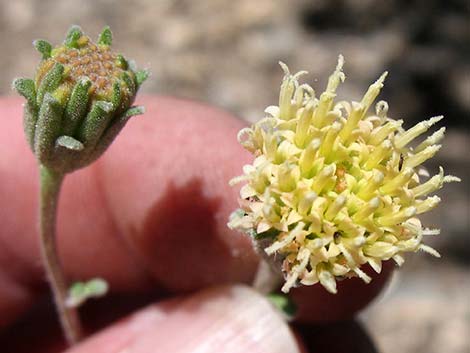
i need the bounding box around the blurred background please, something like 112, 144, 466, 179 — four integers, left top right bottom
0, 0, 468, 352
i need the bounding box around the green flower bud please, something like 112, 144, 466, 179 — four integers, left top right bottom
13, 25, 149, 173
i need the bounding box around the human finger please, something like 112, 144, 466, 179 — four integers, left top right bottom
0, 95, 257, 328
0, 96, 391, 330
67, 285, 303, 353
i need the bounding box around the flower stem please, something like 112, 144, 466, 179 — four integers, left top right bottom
39, 165, 83, 345
252, 259, 283, 294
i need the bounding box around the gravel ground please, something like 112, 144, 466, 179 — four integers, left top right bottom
1, 1, 469, 352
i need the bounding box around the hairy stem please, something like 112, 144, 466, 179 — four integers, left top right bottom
252, 259, 283, 294
39, 165, 83, 345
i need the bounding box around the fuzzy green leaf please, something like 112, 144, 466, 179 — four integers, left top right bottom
36, 63, 64, 106
14, 78, 39, 150
23, 102, 39, 150
135, 69, 149, 87
115, 54, 128, 70
86, 278, 108, 295
121, 71, 135, 95
65, 25, 82, 48
56, 135, 84, 151
122, 105, 145, 118
33, 39, 52, 59
267, 293, 297, 318
78, 101, 114, 147
34, 93, 64, 163
97, 26, 112, 46
66, 278, 108, 308
63, 78, 91, 135
69, 282, 86, 298
111, 81, 121, 109
12, 78, 36, 106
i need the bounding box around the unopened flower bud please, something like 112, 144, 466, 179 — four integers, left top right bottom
13, 26, 149, 173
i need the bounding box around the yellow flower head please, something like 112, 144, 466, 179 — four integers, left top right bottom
228, 56, 460, 294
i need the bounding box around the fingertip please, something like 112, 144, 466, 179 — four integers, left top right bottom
96, 96, 259, 291
0, 96, 262, 328
68, 285, 303, 353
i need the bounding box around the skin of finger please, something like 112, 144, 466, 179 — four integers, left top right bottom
0, 96, 391, 330
0, 96, 258, 327
0, 98, 43, 327
55, 96, 261, 293
94, 96, 260, 291
67, 285, 303, 353
0, 96, 154, 327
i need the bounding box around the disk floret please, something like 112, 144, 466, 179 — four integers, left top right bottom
41, 38, 126, 101
229, 55, 460, 294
